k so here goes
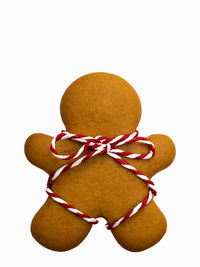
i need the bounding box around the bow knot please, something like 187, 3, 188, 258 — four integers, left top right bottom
87, 136, 112, 154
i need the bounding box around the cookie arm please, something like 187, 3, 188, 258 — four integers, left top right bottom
25, 133, 63, 174
143, 134, 176, 178
124, 134, 175, 179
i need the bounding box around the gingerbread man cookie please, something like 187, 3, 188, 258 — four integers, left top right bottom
25, 72, 175, 252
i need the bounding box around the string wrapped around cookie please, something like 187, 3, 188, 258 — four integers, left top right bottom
46, 130, 157, 230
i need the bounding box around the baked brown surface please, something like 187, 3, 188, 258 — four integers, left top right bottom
25, 72, 175, 252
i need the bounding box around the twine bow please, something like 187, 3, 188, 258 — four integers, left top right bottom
46, 130, 156, 229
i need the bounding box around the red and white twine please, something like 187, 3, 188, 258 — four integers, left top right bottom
46, 130, 157, 230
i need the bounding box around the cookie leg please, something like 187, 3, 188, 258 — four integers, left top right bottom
31, 198, 92, 251
110, 200, 167, 252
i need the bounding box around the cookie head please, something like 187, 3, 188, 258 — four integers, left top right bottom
60, 72, 141, 137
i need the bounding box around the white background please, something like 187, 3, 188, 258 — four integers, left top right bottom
0, 0, 200, 266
